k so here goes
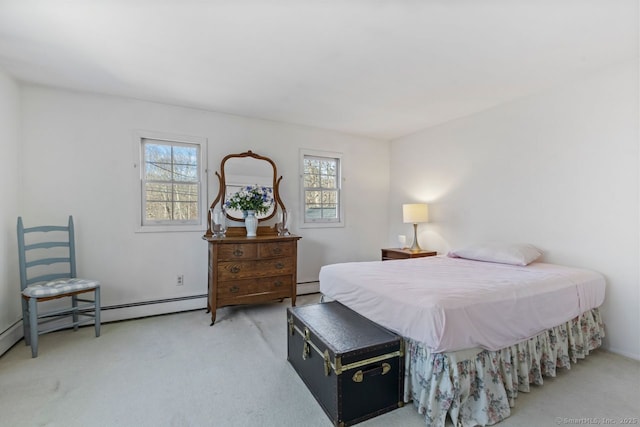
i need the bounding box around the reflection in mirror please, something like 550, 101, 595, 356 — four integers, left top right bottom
224, 184, 275, 220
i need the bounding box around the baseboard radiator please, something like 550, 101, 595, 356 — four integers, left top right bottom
297, 280, 320, 295
1, 283, 320, 356
0, 320, 24, 357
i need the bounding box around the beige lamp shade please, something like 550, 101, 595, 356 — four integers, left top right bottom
402, 203, 429, 224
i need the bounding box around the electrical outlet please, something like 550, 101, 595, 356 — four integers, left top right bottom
176, 275, 184, 286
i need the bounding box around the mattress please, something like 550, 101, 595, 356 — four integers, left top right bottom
319, 255, 605, 353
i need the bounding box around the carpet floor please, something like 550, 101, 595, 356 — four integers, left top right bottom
0, 294, 638, 427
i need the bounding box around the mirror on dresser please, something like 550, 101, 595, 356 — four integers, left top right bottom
206, 150, 288, 236
202, 150, 301, 325
223, 156, 275, 221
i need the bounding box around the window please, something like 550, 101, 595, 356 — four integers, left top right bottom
134, 131, 207, 232
300, 149, 343, 227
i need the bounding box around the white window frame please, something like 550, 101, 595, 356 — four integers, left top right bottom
133, 130, 208, 233
299, 149, 344, 228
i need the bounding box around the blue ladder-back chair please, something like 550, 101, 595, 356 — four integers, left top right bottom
17, 216, 101, 358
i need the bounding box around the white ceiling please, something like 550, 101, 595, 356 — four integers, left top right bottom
0, 1, 637, 140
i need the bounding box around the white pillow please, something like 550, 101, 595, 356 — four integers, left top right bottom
447, 242, 542, 266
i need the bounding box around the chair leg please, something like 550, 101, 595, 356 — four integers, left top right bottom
21, 298, 30, 347
72, 295, 79, 331
94, 286, 101, 338
28, 298, 38, 358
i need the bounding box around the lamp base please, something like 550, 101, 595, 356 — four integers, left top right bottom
409, 223, 422, 252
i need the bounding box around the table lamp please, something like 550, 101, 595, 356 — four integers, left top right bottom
402, 203, 429, 252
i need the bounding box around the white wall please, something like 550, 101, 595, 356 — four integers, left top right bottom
19, 86, 389, 323
9, 62, 637, 360
0, 69, 22, 354
389, 61, 639, 359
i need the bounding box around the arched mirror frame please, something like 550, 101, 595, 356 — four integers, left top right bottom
206, 150, 285, 237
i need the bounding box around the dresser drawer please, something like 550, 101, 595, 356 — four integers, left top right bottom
258, 242, 294, 258
217, 243, 258, 261
218, 258, 294, 280
217, 275, 292, 300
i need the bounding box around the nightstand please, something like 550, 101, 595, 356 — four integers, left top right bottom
381, 248, 437, 261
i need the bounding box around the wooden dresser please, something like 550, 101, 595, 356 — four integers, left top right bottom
204, 231, 301, 325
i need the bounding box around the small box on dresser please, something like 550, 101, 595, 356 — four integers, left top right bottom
287, 301, 404, 427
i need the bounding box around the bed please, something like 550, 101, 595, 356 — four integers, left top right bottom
319, 245, 606, 427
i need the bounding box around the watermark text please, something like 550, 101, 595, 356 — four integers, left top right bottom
555, 417, 639, 425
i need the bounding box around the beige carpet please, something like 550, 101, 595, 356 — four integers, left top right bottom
0, 294, 638, 427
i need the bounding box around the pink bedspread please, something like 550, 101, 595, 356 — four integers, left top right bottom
319, 256, 605, 352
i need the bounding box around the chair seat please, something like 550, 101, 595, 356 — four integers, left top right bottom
22, 278, 99, 298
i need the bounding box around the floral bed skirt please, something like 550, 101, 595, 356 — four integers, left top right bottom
404, 308, 604, 427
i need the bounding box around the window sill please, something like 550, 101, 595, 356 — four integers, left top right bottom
298, 221, 345, 229
135, 224, 206, 233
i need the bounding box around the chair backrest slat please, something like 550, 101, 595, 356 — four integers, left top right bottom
23, 225, 68, 233
24, 241, 70, 251
25, 257, 71, 269
17, 216, 78, 292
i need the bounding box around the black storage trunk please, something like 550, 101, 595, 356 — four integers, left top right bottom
287, 301, 404, 427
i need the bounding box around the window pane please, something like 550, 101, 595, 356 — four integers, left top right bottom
305, 190, 321, 204
174, 201, 198, 220
304, 173, 319, 188
146, 201, 172, 221
144, 144, 172, 181
322, 206, 337, 219
173, 145, 197, 165
304, 159, 319, 174
305, 205, 323, 219
145, 182, 172, 202
322, 190, 337, 203
320, 160, 336, 176
145, 162, 171, 181
145, 143, 171, 162
174, 183, 199, 202
173, 145, 198, 182
173, 163, 198, 182
320, 175, 336, 188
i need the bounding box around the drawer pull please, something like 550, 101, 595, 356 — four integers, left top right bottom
230, 266, 241, 274
275, 262, 285, 270
274, 280, 283, 288
229, 285, 240, 293
272, 247, 282, 255
233, 249, 244, 257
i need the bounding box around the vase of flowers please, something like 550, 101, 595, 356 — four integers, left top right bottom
225, 185, 274, 237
